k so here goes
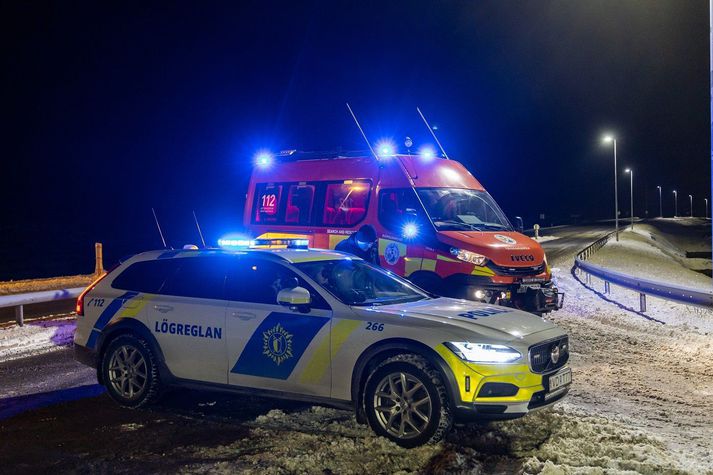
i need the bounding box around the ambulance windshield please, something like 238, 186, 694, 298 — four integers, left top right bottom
296, 259, 429, 306
416, 188, 513, 232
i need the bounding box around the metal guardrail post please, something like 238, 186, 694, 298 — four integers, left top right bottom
604, 281, 610, 294
15, 305, 24, 326
640, 293, 647, 312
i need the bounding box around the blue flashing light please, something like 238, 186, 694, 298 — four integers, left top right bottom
403, 222, 419, 239
254, 150, 273, 168
218, 237, 254, 248
375, 140, 396, 158
418, 145, 436, 161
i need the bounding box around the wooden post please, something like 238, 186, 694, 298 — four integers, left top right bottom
95, 242, 104, 276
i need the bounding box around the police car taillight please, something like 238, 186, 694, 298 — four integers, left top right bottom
75, 265, 118, 316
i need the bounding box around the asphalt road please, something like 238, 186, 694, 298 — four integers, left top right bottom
537, 224, 614, 263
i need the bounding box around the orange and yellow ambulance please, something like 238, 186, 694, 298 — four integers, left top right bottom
242, 150, 562, 314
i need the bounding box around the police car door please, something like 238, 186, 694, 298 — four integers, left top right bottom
225, 257, 332, 397
146, 255, 228, 384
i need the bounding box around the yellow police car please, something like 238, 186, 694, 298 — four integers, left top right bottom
73, 245, 571, 447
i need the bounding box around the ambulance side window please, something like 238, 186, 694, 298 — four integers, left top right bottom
111, 259, 180, 293
253, 184, 284, 224
285, 184, 315, 225
225, 259, 329, 309
379, 189, 423, 232
159, 256, 229, 300
322, 182, 371, 226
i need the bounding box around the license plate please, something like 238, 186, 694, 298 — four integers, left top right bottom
548, 368, 572, 392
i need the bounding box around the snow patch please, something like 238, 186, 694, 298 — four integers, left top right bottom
0, 316, 75, 362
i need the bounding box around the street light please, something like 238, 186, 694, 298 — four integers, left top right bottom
625, 168, 634, 230
705, 198, 709, 219
689, 194, 693, 217
673, 190, 678, 217
656, 185, 662, 217
602, 134, 619, 241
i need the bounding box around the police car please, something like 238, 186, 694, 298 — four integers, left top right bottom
73, 245, 571, 447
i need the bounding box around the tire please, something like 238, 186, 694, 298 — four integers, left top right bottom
363, 354, 453, 448
101, 334, 161, 408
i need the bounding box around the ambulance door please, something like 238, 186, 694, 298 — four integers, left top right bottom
225, 257, 332, 397
377, 189, 425, 276
146, 255, 229, 384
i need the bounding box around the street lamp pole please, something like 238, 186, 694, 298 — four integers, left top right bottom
689, 195, 693, 217
657, 185, 662, 217
673, 190, 678, 217
603, 135, 619, 241
626, 168, 634, 230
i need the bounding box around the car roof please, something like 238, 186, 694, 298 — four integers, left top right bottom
132, 248, 359, 265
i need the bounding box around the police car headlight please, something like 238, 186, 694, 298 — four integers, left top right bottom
445, 342, 521, 363
450, 248, 488, 266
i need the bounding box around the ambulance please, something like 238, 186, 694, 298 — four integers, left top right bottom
244, 150, 562, 314
73, 244, 571, 447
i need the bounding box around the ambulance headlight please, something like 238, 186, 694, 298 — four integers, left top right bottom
445, 342, 521, 363
450, 247, 488, 266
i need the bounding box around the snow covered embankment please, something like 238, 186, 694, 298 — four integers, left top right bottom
0, 315, 75, 362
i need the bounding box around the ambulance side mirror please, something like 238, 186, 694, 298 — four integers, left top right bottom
514, 216, 524, 233
277, 286, 312, 313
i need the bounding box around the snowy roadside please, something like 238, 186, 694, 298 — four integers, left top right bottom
543, 227, 713, 474
0, 314, 76, 362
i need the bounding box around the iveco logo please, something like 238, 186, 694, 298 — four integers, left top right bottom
511, 255, 535, 262
550, 345, 560, 364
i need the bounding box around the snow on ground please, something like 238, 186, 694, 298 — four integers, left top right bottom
0, 314, 75, 362
533, 235, 560, 243
543, 226, 713, 474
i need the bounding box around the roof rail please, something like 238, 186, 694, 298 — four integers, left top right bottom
275, 149, 373, 161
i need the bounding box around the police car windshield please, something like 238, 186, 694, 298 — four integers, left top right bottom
417, 188, 513, 231
295, 259, 429, 306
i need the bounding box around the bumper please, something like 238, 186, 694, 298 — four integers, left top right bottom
74, 343, 98, 368
443, 274, 563, 313
435, 344, 571, 421
456, 385, 569, 421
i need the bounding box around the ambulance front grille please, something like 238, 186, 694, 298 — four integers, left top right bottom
488, 262, 546, 276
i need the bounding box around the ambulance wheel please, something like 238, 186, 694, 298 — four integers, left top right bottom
101, 334, 161, 408
364, 354, 452, 447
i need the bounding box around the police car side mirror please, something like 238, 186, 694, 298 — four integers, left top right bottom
277, 286, 312, 313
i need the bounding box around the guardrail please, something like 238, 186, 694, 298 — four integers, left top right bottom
0, 288, 85, 326
573, 231, 713, 311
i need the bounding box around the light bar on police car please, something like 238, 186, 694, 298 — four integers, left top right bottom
445, 342, 521, 363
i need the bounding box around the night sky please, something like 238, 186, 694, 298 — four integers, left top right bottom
2, 1, 710, 278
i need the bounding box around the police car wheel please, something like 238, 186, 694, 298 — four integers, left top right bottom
101, 335, 161, 408
364, 354, 452, 448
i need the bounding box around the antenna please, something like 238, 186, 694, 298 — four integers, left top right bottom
151, 207, 168, 249
346, 103, 379, 160
192, 210, 206, 248
416, 107, 450, 160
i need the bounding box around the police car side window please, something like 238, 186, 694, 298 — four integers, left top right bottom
111, 259, 180, 293
159, 256, 228, 300
225, 259, 329, 309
